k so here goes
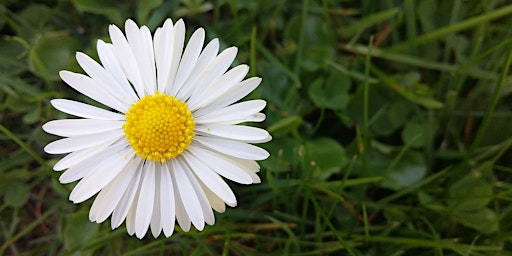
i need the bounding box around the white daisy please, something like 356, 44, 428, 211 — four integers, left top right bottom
42, 18, 271, 239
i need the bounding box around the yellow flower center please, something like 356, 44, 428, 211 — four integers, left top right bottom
123, 92, 195, 162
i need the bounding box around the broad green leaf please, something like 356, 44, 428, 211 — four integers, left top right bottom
137, 0, 163, 24
383, 207, 408, 223
454, 208, 498, 234
346, 85, 394, 126
383, 150, 427, 190
64, 211, 99, 251
174, 0, 213, 17
22, 103, 41, 124
71, 0, 123, 24
479, 114, 512, 146
304, 137, 346, 180
341, 8, 400, 38
361, 147, 427, 190
4, 4, 53, 40
371, 66, 444, 109
418, 191, 446, 212
308, 71, 351, 110
0, 37, 26, 77
284, 14, 335, 71
401, 121, 426, 148
449, 173, 493, 212
4, 182, 30, 207
19, 4, 52, 29
29, 33, 79, 81
267, 115, 302, 135
260, 136, 302, 173
388, 101, 413, 128
372, 100, 415, 136
417, 0, 452, 33
258, 57, 299, 108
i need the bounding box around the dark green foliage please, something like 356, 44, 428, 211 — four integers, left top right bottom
2, 0, 512, 255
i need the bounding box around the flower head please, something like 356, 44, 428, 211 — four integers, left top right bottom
43, 18, 271, 238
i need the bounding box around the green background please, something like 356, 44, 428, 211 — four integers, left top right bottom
1, 0, 512, 255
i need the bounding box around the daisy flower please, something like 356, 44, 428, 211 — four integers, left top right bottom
42, 18, 271, 239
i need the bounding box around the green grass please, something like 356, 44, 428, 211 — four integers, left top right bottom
2, 0, 512, 255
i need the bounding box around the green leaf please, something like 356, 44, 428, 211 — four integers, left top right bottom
29, 33, 79, 81
304, 137, 346, 180
4, 182, 30, 207
401, 121, 426, 148
454, 208, 498, 234
308, 71, 351, 110
19, 4, 52, 30
0, 37, 26, 77
284, 14, 335, 71
71, 0, 123, 24
383, 150, 427, 190
267, 115, 302, 135
341, 8, 400, 38
362, 147, 427, 190
383, 207, 408, 223
418, 191, 446, 212
23, 104, 41, 124
372, 100, 414, 136
137, 0, 163, 24
449, 173, 493, 212
260, 136, 302, 173
371, 66, 444, 109
64, 211, 99, 251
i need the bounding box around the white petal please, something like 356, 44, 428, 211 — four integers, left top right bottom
58, 141, 125, 183
165, 19, 185, 95
187, 144, 253, 184
125, 20, 157, 95
178, 47, 237, 101
172, 28, 205, 95
223, 157, 261, 184
194, 100, 266, 124
44, 130, 124, 154
150, 164, 162, 237
154, 19, 174, 93
125, 186, 139, 236
59, 71, 129, 113
182, 151, 236, 205
195, 124, 270, 143
194, 136, 269, 160
96, 40, 139, 102
109, 22, 145, 98
171, 163, 191, 232
201, 113, 266, 126
193, 77, 262, 117
231, 157, 261, 173
141, 26, 157, 95
69, 146, 135, 203
53, 140, 111, 171
183, 165, 215, 225
76, 52, 137, 104
175, 38, 219, 100
50, 99, 125, 120
249, 172, 261, 183
188, 64, 248, 111
171, 158, 205, 231
89, 156, 139, 223
111, 159, 143, 229
59, 155, 105, 184
201, 183, 227, 212
160, 163, 176, 237
135, 161, 155, 238
239, 158, 261, 170
43, 119, 123, 137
